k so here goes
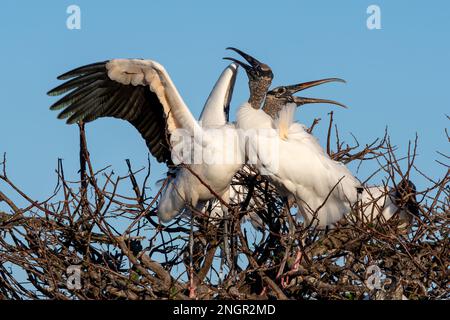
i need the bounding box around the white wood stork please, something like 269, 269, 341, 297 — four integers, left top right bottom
227, 49, 419, 229
48, 59, 244, 223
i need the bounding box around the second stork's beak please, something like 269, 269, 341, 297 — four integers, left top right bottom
281, 78, 348, 109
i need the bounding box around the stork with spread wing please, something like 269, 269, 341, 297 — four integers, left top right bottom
48, 58, 244, 222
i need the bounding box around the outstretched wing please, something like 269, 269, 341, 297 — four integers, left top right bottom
199, 63, 238, 126
48, 59, 202, 164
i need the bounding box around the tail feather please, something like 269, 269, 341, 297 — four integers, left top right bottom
157, 178, 186, 223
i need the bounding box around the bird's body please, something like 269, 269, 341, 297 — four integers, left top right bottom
159, 123, 244, 222
48, 58, 244, 223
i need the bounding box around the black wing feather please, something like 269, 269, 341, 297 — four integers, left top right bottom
57, 61, 108, 80
48, 61, 172, 164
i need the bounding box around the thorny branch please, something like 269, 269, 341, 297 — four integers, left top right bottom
0, 114, 448, 300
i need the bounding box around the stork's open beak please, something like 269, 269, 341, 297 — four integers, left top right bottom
223, 47, 273, 78
224, 47, 262, 70
283, 78, 348, 109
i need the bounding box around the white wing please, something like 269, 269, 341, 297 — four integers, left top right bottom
199, 63, 238, 127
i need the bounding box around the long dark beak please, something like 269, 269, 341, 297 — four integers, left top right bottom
287, 78, 348, 109
284, 78, 346, 93
293, 97, 348, 109
223, 47, 263, 70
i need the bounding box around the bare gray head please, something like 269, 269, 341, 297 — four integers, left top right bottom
262, 78, 348, 119
224, 47, 273, 109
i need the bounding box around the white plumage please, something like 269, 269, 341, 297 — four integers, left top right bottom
238, 102, 416, 229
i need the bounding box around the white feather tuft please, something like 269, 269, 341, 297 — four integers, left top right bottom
274, 103, 296, 140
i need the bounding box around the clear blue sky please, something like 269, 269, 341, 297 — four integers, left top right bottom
0, 0, 448, 203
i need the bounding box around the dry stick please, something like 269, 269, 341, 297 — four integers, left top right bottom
275, 203, 294, 280
123, 158, 150, 236
125, 159, 144, 206
81, 124, 105, 207
307, 118, 321, 134
194, 241, 219, 286
79, 122, 88, 204
116, 237, 188, 299
1, 112, 448, 299
0, 176, 55, 216
188, 216, 196, 299
141, 154, 152, 200
57, 159, 71, 217
0, 190, 21, 215
124, 179, 169, 235
1, 152, 7, 178
327, 111, 334, 156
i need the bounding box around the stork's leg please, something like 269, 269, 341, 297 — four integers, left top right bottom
283, 237, 306, 287
292, 250, 303, 271
220, 189, 233, 271
279, 249, 303, 289
222, 218, 233, 270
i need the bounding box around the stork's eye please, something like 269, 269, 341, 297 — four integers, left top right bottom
275, 88, 286, 97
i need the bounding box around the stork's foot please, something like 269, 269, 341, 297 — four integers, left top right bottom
280, 250, 303, 288
281, 276, 289, 289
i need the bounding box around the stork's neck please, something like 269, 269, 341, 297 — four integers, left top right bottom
248, 78, 272, 109
262, 95, 286, 119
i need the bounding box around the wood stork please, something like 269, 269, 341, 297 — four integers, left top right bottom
47, 59, 245, 223
227, 49, 419, 229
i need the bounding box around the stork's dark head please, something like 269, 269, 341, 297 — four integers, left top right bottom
262, 78, 348, 119
394, 179, 420, 217
224, 47, 273, 109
